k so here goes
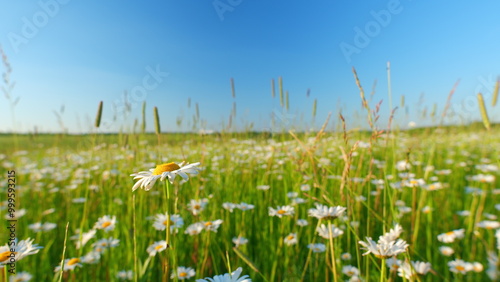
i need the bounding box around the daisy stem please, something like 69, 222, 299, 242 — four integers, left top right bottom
328, 222, 338, 282
164, 180, 171, 276
380, 258, 386, 282
300, 219, 322, 281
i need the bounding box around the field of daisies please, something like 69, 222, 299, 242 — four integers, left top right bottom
0, 124, 499, 281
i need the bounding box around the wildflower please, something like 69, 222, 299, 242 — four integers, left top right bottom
316, 224, 344, 239
256, 185, 270, 190
0, 238, 43, 266
81, 251, 101, 264
437, 229, 465, 243
202, 220, 223, 232
340, 252, 352, 261
468, 174, 495, 183
130, 162, 200, 191
237, 203, 255, 211
196, 267, 251, 282
487, 252, 499, 280
477, 220, 500, 230
439, 246, 454, 256
185, 222, 204, 236
284, 233, 298, 246
342, 265, 359, 277
171, 266, 196, 280
232, 236, 248, 248
307, 243, 326, 253
187, 198, 209, 216
152, 213, 184, 232
116, 270, 134, 280
8, 271, 32, 282
386, 257, 401, 272
398, 260, 432, 279
448, 259, 472, 274
54, 258, 82, 272
471, 262, 483, 272
423, 182, 444, 191
308, 203, 346, 220
300, 184, 310, 191
359, 237, 408, 258
223, 202, 237, 212
402, 178, 425, 188
269, 206, 295, 218
287, 192, 298, 198
296, 219, 309, 227
146, 241, 168, 256
94, 215, 117, 232
92, 237, 120, 253
70, 229, 96, 249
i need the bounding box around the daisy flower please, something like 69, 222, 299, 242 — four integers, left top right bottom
358, 237, 409, 259
70, 229, 96, 249
130, 162, 201, 191
92, 237, 120, 253
437, 229, 465, 243
152, 213, 184, 232
147, 241, 168, 256
386, 257, 401, 272
202, 220, 223, 232
94, 215, 117, 232
439, 246, 454, 256
307, 243, 326, 253
232, 236, 248, 248
237, 203, 255, 211
284, 233, 298, 246
448, 259, 472, 274
296, 219, 309, 227
342, 265, 360, 277
185, 222, 204, 236
81, 251, 101, 264
477, 220, 500, 230
8, 271, 32, 282
0, 238, 43, 266
171, 266, 196, 280
223, 202, 237, 212
316, 223, 344, 239
187, 198, 209, 216
398, 260, 432, 279
116, 270, 134, 280
54, 258, 82, 272
256, 185, 270, 190
340, 252, 352, 261
196, 267, 251, 282
269, 206, 295, 218
308, 203, 346, 220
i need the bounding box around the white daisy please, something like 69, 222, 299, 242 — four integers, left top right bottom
116, 270, 134, 280
0, 238, 43, 266
171, 266, 196, 280
232, 236, 248, 247
316, 223, 344, 239
94, 215, 117, 232
202, 220, 223, 232
358, 237, 409, 258
437, 229, 465, 243
152, 213, 184, 232
284, 233, 298, 246
307, 243, 326, 253
8, 271, 32, 282
196, 267, 251, 282
308, 203, 346, 220
54, 258, 82, 272
269, 206, 295, 218
146, 241, 168, 256
130, 162, 201, 191
185, 222, 204, 236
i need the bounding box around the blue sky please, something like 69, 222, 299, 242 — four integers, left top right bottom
1, 1, 499, 133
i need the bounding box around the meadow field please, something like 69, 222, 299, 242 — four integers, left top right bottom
1, 115, 499, 281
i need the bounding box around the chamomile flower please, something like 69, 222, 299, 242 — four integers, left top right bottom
437, 229, 465, 243
269, 206, 295, 218
237, 203, 255, 211
0, 238, 43, 266
152, 213, 184, 232
130, 162, 201, 191
307, 243, 326, 253
70, 229, 96, 249
187, 198, 209, 216
223, 202, 237, 212
316, 223, 344, 239
342, 265, 360, 277
54, 258, 82, 272
92, 237, 120, 253
171, 266, 196, 280
196, 267, 251, 282
284, 233, 298, 246
81, 251, 101, 264
448, 259, 472, 274
476, 220, 500, 230
308, 203, 346, 220
439, 246, 455, 256
398, 260, 432, 279
296, 219, 309, 227
8, 271, 32, 282
341, 252, 352, 261
358, 237, 409, 258
116, 270, 134, 280
147, 241, 168, 256
185, 222, 204, 236
202, 220, 223, 232
94, 215, 117, 232
232, 236, 248, 247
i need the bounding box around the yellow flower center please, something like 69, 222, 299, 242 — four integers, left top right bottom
68, 258, 80, 266
277, 210, 286, 215
205, 222, 212, 226
102, 221, 112, 228
194, 204, 201, 209
445, 231, 454, 236
179, 272, 188, 277
286, 235, 295, 240
456, 265, 465, 271
0, 251, 15, 262
155, 245, 164, 250
153, 163, 181, 175
163, 220, 173, 226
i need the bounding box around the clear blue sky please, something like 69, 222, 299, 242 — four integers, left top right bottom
1, 0, 499, 133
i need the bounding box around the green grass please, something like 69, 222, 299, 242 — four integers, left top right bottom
0, 124, 499, 281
